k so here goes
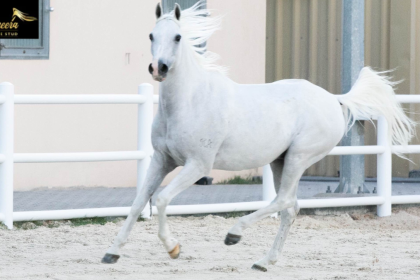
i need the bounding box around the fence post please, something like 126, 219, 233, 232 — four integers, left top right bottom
377, 116, 392, 216
0, 82, 14, 229
137, 84, 154, 218
263, 164, 277, 218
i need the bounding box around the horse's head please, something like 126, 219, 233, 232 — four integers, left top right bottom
148, 3, 183, 82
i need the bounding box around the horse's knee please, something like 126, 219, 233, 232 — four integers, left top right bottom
155, 195, 168, 210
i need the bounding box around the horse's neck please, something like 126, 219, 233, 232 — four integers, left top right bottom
159, 47, 206, 116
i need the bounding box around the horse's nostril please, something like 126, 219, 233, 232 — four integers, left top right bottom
159, 63, 168, 74
148, 63, 153, 74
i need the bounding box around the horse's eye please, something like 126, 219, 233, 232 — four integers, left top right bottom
175, 35, 181, 42
149, 33, 153, 41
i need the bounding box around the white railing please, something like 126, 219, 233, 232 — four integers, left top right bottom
0, 82, 155, 229
0, 82, 420, 229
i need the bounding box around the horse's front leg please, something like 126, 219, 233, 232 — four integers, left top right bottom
155, 161, 209, 258
252, 202, 300, 272
102, 153, 175, 264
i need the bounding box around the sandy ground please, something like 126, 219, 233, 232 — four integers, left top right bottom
2, 209, 420, 280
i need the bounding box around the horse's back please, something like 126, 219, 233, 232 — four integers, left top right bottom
234, 78, 341, 115
269, 79, 345, 138
213, 79, 344, 170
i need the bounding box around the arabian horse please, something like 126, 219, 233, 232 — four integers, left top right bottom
102, 2, 415, 271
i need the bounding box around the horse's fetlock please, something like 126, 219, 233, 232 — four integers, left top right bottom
158, 232, 166, 241
236, 217, 248, 229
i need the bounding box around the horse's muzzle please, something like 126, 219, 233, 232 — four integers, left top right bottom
149, 63, 167, 82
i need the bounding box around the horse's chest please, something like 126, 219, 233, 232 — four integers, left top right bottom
152, 134, 188, 165
165, 141, 188, 165
165, 122, 220, 165
154, 103, 227, 165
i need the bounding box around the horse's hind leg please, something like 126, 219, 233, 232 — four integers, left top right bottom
225, 141, 330, 242
251, 155, 299, 272
224, 158, 284, 246
225, 131, 340, 270
252, 202, 300, 272
225, 151, 307, 244
102, 153, 175, 264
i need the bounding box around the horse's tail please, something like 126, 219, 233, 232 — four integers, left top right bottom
338, 67, 416, 155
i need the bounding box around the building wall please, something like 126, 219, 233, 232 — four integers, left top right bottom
0, 0, 267, 190
266, 0, 420, 178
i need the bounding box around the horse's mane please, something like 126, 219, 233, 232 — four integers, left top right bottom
160, 1, 227, 75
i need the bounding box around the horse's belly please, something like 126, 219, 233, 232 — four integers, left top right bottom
213, 132, 292, 171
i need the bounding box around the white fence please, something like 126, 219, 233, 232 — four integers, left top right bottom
1, 82, 420, 229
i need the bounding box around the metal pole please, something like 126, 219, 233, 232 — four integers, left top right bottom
0, 82, 14, 229
377, 116, 392, 216
335, 0, 367, 194
137, 84, 154, 219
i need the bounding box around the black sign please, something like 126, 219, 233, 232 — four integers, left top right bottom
0, 0, 39, 39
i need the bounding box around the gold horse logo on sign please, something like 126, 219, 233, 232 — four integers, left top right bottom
11, 8, 37, 22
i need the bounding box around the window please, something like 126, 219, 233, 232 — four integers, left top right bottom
162, 0, 205, 14
0, 0, 51, 59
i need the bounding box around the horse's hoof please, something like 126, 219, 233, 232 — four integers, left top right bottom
251, 264, 267, 272
101, 253, 120, 264
168, 243, 181, 259
224, 233, 241, 245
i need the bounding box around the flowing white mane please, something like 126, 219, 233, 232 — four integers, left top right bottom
160, 1, 228, 75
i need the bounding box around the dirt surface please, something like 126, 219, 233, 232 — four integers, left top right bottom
2, 208, 420, 280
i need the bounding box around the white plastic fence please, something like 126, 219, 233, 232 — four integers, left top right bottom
1, 82, 420, 229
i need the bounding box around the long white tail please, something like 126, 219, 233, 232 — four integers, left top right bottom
338, 67, 416, 155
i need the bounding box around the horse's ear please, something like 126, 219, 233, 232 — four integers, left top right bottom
174, 3, 181, 21
156, 3, 162, 19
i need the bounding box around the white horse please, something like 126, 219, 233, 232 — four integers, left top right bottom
102, 2, 415, 271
